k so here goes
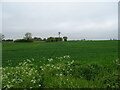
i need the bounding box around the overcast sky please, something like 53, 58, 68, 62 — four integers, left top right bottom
1, 2, 118, 40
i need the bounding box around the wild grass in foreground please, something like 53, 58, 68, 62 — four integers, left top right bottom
2, 55, 120, 88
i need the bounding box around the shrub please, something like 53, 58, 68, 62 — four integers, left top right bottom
47, 37, 63, 42
14, 39, 33, 42
33, 37, 42, 41
5, 39, 13, 41
2, 39, 13, 42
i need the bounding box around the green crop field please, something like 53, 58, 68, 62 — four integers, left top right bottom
2, 40, 119, 88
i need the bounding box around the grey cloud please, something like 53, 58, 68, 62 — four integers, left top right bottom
2, 2, 118, 40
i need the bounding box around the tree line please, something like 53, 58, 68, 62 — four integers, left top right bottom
0, 32, 68, 42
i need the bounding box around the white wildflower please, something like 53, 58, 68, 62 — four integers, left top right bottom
39, 84, 41, 87
48, 58, 53, 62
46, 64, 50, 67
57, 67, 60, 69
26, 59, 31, 62
56, 74, 59, 76
60, 74, 62, 76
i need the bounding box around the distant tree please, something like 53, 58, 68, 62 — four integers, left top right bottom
5, 39, 13, 41
47, 37, 55, 42
63, 36, 68, 41
24, 32, 32, 40
43, 38, 47, 41
2, 34, 5, 40
81, 38, 86, 41
110, 38, 112, 40
55, 37, 60, 42
58, 37, 63, 41
51, 37, 55, 42
14, 39, 33, 42
113, 38, 116, 40
33, 37, 42, 41
0, 34, 5, 41
83, 39, 86, 41
47, 37, 63, 42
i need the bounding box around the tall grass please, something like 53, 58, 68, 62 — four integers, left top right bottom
2, 56, 119, 88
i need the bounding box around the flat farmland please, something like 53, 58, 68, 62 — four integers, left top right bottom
2, 40, 118, 67
2, 40, 119, 88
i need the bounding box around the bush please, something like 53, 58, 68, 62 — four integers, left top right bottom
14, 39, 33, 42
33, 37, 42, 41
5, 39, 13, 41
2, 39, 13, 42
47, 37, 63, 42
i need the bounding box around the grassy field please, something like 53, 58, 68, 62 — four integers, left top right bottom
2, 40, 119, 88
